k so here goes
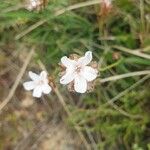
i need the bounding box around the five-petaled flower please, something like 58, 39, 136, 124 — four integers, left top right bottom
60, 51, 98, 93
23, 71, 52, 98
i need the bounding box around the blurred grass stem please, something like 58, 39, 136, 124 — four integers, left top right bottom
37, 59, 91, 150
100, 70, 150, 83
103, 74, 150, 106
113, 45, 150, 60
15, 0, 102, 40
0, 48, 35, 114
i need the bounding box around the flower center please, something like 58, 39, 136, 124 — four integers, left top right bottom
37, 80, 44, 86
75, 65, 82, 73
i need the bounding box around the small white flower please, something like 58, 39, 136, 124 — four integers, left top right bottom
102, 0, 112, 7
23, 71, 52, 98
26, 0, 42, 11
60, 51, 98, 93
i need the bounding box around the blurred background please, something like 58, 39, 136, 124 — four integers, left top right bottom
0, 0, 150, 150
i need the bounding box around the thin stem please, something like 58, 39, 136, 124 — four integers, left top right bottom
109, 102, 142, 119
1, 4, 24, 13
113, 45, 150, 60
103, 90, 142, 119
140, 0, 145, 33
38, 60, 91, 150
55, 0, 102, 16
99, 59, 122, 72
100, 70, 150, 83
54, 88, 91, 150
103, 74, 150, 106
0, 48, 35, 114
15, 0, 102, 39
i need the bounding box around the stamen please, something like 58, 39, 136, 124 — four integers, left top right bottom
37, 80, 44, 85
75, 65, 82, 73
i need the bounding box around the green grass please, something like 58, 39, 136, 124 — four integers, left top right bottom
0, 0, 150, 149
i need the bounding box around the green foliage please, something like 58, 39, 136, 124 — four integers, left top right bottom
0, 0, 150, 149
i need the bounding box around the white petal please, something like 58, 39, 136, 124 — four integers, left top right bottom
60, 71, 75, 85
29, 71, 40, 81
103, 0, 112, 7
81, 66, 98, 81
78, 51, 92, 66
40, 71, 48, 79
23, 81, 35, 91
42, 84, 52, 94
61, 56, 76, 68
31, 0, 37, 7
33, 86, 42, 98
74, 75, 87, 93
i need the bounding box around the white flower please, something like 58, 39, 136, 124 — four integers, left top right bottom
26, 0, 42, 11
23, 71, 52, 98
60, 51, 98, 93
102, 0, 112, 7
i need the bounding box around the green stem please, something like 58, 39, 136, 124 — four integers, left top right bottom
99, 59, 122, 72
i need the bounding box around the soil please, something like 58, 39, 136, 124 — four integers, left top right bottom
0, 47, 82, 150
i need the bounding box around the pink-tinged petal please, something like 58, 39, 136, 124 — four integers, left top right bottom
78, 51, 92, 66
23, 81, 35, 91
74, 75, 87, 93
81, 66, 98, 82
33, 86, 42, 98
61, 56, 76, 68
30, 0, 37, 7
40, 71, 48, 84
40, 71, 47, 78
29, 71, 40, 81
42, 84, 52, 94
60, 71, 75, 85
103, 0, 112, 7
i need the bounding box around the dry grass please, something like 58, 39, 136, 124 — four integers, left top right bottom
0, 48, 84, 150
0, 0, 150, 149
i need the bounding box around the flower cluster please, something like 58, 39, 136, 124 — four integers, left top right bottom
23, 51, 98, 97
